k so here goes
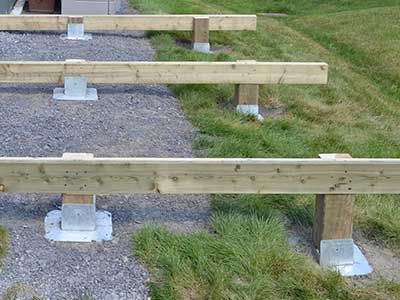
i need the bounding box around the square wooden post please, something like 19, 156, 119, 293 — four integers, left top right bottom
313, 153, 354, 250
61, 153, 96, 231
234, 60, 262, 120
192, 16, 210, 53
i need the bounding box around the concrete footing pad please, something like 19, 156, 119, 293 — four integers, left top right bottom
45, 210, 112, 242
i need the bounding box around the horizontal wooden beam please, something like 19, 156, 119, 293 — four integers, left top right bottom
0, 157, 399, 195
0, 61, 328, 85
0, 15, 257, 31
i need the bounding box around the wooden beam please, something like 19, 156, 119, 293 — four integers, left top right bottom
0, 61, 329, 85
0, 15, 257, 31
61, 153, 95, 206
0, 157, 400, 195
313, 154, 355, 250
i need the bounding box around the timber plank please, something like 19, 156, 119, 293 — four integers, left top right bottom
0, 15, 257, 31
0, 61, 329, 85
0, 157, 399, 194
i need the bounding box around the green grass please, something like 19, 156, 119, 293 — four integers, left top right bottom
0, 226, 7, 261
132, 0, 400, 15
291, 6, 400, 101
134, 208, 400, 300
1, 283, 41, 300
130, 0, 400, 298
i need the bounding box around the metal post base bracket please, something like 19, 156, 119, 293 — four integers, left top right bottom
193, 42, 211, 53
45, 210, 112, 242
60, 23, 92, 41
61, 195, 97, 231
53, 76, 98, 101
236, 104, 264, 121
319, 239, 372, 276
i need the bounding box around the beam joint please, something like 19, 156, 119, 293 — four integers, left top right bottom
44, 153, 112, 243
313, 153, 372, 276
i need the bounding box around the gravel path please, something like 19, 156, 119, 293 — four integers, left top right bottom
0, 5, 210, 300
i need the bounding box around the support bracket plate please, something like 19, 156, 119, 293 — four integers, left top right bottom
236, 104, 264, 121
45, 210, 112, 242
60, 23, 92, 41
320, 239, 372, 276
193, 42, 211, 53
53, 76, 98, 101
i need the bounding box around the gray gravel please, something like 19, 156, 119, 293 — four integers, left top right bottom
0, 6, 210, 300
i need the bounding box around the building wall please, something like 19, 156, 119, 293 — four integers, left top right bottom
61, 0, 121, 15
0, 0, 17, 14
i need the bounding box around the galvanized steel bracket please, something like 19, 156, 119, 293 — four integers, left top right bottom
53, 76, 98, 101
45, 196, 111, 242
319, 239, 372, 276
236, 104, 264, 121
61, 22, 92, 41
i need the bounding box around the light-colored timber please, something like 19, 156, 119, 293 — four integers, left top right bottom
313, 154, 355, 250
193, 17, 210, 44
0, 61, 328, 85
61, 153, 95, 205
0, 15, 257, 31
0, 157, 400, 195
235, 84, 259, 105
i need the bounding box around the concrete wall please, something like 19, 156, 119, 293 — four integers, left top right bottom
61, 0, 121, 15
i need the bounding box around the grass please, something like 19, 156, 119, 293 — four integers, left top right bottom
0, 226, 7, 261
1, 283, 41, 300
291, 6, 400, 101
134, 209, 400, 300
129, 0, 400, 298
132, 0, 400, 15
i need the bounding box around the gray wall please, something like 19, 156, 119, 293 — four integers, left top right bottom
0, 0, 17, 14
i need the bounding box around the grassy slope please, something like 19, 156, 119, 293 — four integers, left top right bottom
130, 1, 400, 299
132, 0, 400, 15
292, 6, 400, 101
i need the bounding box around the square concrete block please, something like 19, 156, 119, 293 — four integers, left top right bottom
62, 0, 121, 15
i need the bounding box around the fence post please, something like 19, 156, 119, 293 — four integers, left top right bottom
44, 153, 112, 242
313, 153, 372, 276
192, 16, 210, 53
234, 60, 263, 121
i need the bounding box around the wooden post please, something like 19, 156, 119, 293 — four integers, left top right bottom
234, 84, 259, 106
192, 16, 210, 52
234, 60, 261, 120
61, 153, 96, 231
313, 153, 354, 250
68, 16, 83, 24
